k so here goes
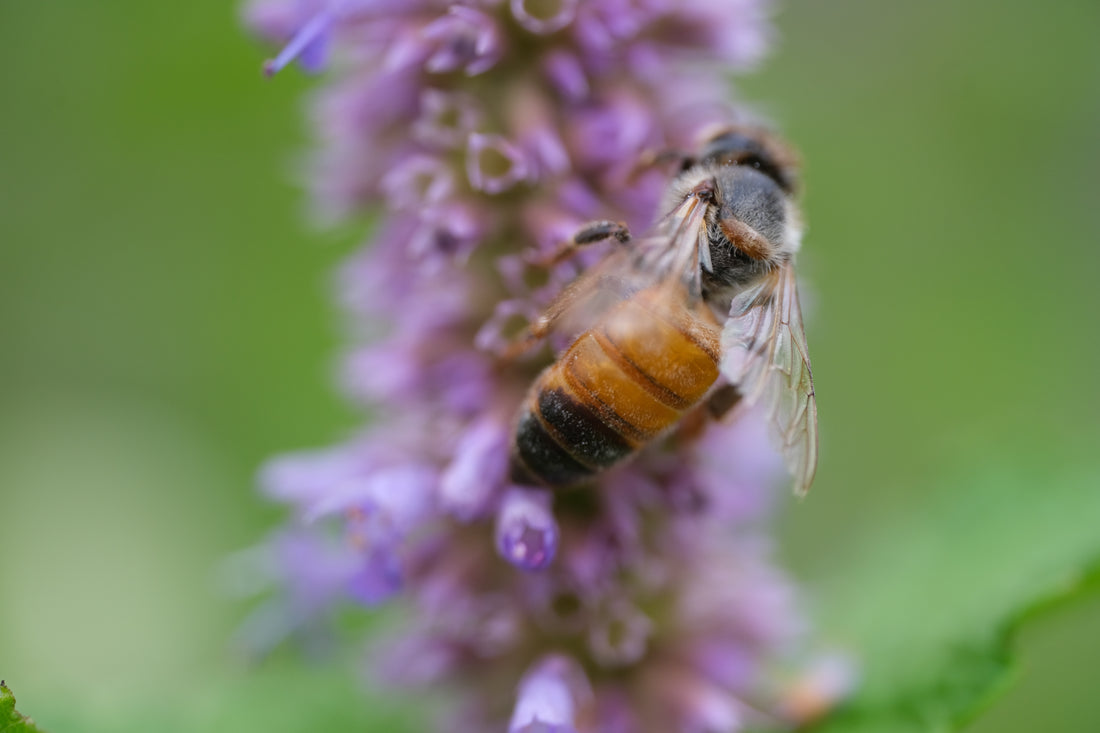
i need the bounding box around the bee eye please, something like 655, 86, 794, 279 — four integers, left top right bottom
696, 131, 797, 193
736, 154, 788, 192
742, 155, 762, 169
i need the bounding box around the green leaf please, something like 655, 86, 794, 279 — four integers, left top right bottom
1, 682, 47, 733
28, 656, 425, 733
801, 450, 1100, 733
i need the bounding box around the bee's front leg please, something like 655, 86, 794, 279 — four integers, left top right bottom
530, 220, 632, 268
500, 223, 634, 360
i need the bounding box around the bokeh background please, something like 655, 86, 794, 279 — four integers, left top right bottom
1, 1, 1097, 731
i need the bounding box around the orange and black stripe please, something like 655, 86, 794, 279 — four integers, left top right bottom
511, 290, 721, 488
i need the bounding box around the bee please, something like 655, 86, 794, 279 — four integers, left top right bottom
509, 126, 818, 494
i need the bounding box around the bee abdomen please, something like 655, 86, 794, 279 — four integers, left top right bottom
512, 403, 596, 487
511, 300, 720, 488
512, 376, 638, 487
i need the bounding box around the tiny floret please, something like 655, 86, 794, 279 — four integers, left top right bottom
496, 488, 559, 571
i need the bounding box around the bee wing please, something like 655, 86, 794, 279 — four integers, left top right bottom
529, 195, 711, 344
720, 262, 818, 495
528, 245, 665, 348
637, 192, 714, 303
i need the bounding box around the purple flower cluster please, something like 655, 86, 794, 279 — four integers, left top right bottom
243, 1, 847, 730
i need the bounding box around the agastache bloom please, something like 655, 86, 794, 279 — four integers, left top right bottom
242, 0, 850, 730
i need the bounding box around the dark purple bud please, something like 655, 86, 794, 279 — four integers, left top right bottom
422, 7, 503, 76
409, 200, 489, 264
496, 488, 558, 571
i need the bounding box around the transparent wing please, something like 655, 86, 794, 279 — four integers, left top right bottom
720, 262, 818, 495
525, 193, 711, 346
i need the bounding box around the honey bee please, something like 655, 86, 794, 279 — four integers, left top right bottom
509, 126, 818, 494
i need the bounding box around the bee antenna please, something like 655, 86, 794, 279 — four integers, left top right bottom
631, 148, 692, 181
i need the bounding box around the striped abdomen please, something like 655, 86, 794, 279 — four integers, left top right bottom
511, 290, 721, 488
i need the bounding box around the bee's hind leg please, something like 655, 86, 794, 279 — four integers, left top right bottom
531, 220, 633, 268
706, 383, 743, 420
674, 383, 745, 443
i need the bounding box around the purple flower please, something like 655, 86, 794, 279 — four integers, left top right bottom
440, 416, 511, 521
413, 88, 482, 147
467, 132, 532, 194
509, 656, 590, 733
244, 0, 849, 730
496, 487, 559, 571
422, 6, 504, 76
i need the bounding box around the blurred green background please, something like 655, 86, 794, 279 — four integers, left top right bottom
1, 1, 1097, 731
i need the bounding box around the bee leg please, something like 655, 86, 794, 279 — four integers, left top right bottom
500, 325, 547, 360
532, 220, 632, 268
676, 404, 710, 443
706, 383, 743, 420
673, 385, 743, 444
575, 220, 632, 245
500, 270, 636, 361
499, 280, 585, 359
503, 223, 634, 360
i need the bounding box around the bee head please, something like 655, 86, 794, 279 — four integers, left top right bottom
708, 162, 791, 262
695, 126, 799, 194
676, 127, 803, 299
697, 127, 801, 256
